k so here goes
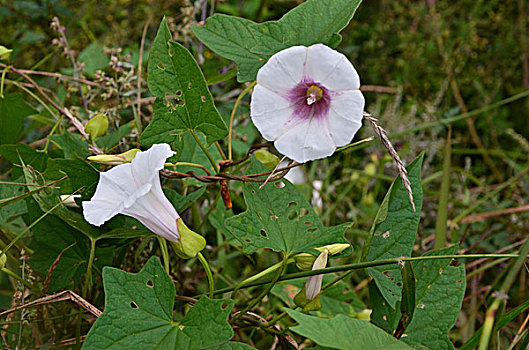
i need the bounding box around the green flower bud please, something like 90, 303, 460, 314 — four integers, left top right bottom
254, 149, 280, 170
316, 243, 350, 256
85, 113, 109, 141
171, 219, 206, 259
0, 251, 6, 270
294, 253, 317, 271
0, 46, 13, 61
355, 309, 372, 321
293, 285, 322, 312
88, 149, 141, 165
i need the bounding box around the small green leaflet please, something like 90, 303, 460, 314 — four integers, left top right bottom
83, 257, 234, 349
192, 0, 363, 82
0, 94, 37, 145
401, 246, 466, 350
285, 309, 411, 350
366, 154, 424, 309
224, 158, 350, 254
140, 18, 227, 148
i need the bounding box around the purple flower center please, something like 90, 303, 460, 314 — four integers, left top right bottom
288, 79, 331, 121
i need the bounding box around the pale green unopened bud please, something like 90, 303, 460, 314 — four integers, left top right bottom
294, 253, 317, 271
355, 309, 372, 321
254, 149, 280, 170
294, 285, 322, 312
0, 251, 6, 270
60, 194, 81, 208
316, 243, 350, 256
171, 219, 206, 259
85, 113, 109, 141
88, 149, 141, 165
0, 46, 13, 61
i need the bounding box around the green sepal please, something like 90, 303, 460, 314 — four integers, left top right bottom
171, 219, 206, 259
294, 285, 322, 312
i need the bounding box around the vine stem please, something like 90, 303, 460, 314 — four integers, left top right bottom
210, 253, 526, 296
0, 65, 9, 97
190, 129, 218, 173
197, 252, 215, 298
233, 258, 295, 295
228, 81, 256, 160
165, 162, 211, 175
232, 252, 288, 323
158, 237, 170, 274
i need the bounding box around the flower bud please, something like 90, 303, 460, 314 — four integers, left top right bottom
294, 285, 322, 312
60, 194, 81, 208
0, 251, 6, 270
171, 219, 206, 259
85, 113, 109, 141
254, 149, 280, 170
316, 243, 350, 256
0, 45, 13, 61
294, 253, 316, 271
88, 149, 141, 165
305, 248, 329, 300
355, 309, 372, 321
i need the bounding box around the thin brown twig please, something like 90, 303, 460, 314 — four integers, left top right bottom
0, 66, 101, 86
136, 17, 152, 133
0, 290, 102, 318
360, 85, 398, 93
363, 112, 415, 211
460, 205, 529, 224
3, 65, 90, 140
161, 161, 298, 183
43, 243, 76, 293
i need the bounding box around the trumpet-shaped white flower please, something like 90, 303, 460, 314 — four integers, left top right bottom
305, 248, 329, 300
250, 44, 365, 163
83, 144, 181, 242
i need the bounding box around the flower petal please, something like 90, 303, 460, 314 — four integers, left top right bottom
129, 143, 175, 187
256, 45, 307, 93
82, 144, 176, 226
274, 118, 336, 163
327, 90, 365, 146
250, 84, 295, 140
306, 249, 329, 300
305, 44, 360, 91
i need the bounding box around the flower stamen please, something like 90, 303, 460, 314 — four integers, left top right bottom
306, 85, 323, 105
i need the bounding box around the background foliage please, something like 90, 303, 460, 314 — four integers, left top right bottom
0, 0, 528, 348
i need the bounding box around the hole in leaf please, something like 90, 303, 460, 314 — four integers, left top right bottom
396, 282, 402, 287
260, 229, 268, 238
188, 82, 192, 89
299, 208, 308, 217
244, 238, 252, 243
288, 210, 298, 221
287, 201, 297, 208
130, 301, 139, 309
146, 280, 154, 288
176, 90, 182, 96
201, 96, 206, 102
304, 221, 313, 226
177, 100, 185, 106
157, 63, 165, 70
383, 271, 391, 278
307, 227, 318, 233
221, 302, 229, 310
275, 182, 285, 189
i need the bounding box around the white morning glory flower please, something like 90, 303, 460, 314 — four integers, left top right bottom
82, 144, 181, 242
250, 44, 365, 163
